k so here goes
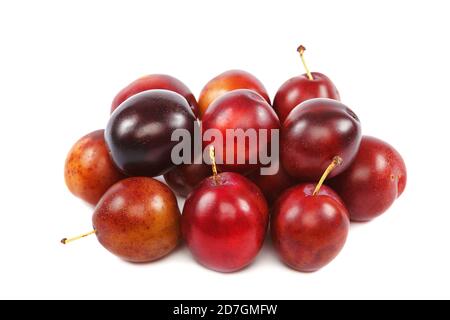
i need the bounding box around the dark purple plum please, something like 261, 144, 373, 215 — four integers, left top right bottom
106, 90, 198, 177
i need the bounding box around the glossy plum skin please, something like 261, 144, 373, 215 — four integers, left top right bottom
163, 162, 212, 197
106, 90, 198, 177
329, 136, 407, 222
247, 160, 298, 206
198, 70, 270, 118
64, 130, 125, 205
273, 72, 340, 123
281, 98, 362, 180
271, 183, 350, 272
111, 74, 199, 117
182, 172, 269, 273
201, 89, 280, 174
93, 177, 181, 262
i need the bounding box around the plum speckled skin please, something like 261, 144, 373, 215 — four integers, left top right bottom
271, 183, 350, 272
111, 74, 199, 117
64, 129, 125, 205
273, 72, 340, 123
106, 90, 198, 177
182, 172, 269, 273
201, 89, 280, 174
329, 136, 407, 222
198, 70, 270, 118
93, 177, 181, 263
281, 98, 361, 180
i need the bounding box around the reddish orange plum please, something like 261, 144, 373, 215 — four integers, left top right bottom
64, 130, 125, 205
198, 70, 270, 118
93, 177, 181, 262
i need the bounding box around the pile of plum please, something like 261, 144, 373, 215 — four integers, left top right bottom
63, 46, 406, 272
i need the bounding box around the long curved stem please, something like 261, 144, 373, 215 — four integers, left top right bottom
209, 146, 219, 184
61, 229, 96, 244
297, 45, 314, 80
313, 156, 343, 195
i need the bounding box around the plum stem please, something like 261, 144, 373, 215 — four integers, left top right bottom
209, 146, 219, 184
313, 156, 343, 196
297, 45, 314, 80
61, 229, 96, 244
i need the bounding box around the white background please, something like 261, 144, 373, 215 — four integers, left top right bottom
0, 0, 449, 300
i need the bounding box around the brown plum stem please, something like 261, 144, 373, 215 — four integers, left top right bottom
209, 146, 219, 184
61, 229, 96, 244
313, 156, 343, 196
297, 45, 313, 80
